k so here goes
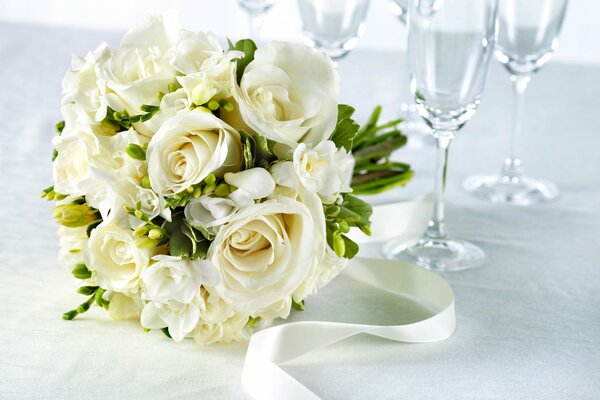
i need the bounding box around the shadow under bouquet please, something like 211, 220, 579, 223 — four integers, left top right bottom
42, 13, 412, 344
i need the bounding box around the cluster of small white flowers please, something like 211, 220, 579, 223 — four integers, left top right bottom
51, 13, 359, 344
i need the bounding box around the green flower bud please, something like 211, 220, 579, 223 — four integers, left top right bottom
148, 229, 162, 240
136, 237, 160, 249
220, 100, 234, 112
187, 186, 195, 194
141, 175, 152, 189
72, 263, 92, 280
214, 183, 231, 197
133, 226, 148, 237
62, 310, 78, 320
204, 174, 216, 186
333, 233, 345, 258
77, 286, 98, 296
207, 99, 220, 111
338, 220, 350, 233
53, 204, 97, 228
202, 184, 215, 195
168, 83, 178, 93
134, 209, 144, 219
193, 187, 203, 198
126, 143, 146, 161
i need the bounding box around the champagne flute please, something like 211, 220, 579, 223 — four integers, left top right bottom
384, 0, 498, 272
388, 0, 434, 147
237, 0, 278, 42
463, 0, 568, 205
297, 0, 370, 61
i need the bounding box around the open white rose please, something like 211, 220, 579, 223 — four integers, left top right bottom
140, 255, 221, 342
171, 30, 223, 75
85, 219, 152, 293
193, 311, 250, 345
146, 110, 243, 197
293, 140, 354, 203
233, 41, 339, 147
208, 197, 316, 311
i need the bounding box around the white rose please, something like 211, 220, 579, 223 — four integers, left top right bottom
208, 197, 316, 311
140, 255, 220, 342
293, 140, 354, 203
294, 246, 348, 301
256, 296, 292, 321
171, 30, 223, 75
85, 219, 152, 293
62, 43, 110, 121
56, 226, 88, 270
146, 110, 243, 197
233, 41, 339, 147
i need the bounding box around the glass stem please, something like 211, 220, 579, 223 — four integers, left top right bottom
502, 74, 531, 180
425, 131, 454, 240
248, 13, 265, 42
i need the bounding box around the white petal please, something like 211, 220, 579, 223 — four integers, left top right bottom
224, 168, 275, 200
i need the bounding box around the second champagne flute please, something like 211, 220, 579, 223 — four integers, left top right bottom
384, 0, 498, 271
463, 0, 568, 205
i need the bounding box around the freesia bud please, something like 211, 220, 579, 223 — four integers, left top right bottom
53, 204, 97, 228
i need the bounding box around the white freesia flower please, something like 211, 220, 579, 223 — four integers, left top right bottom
62, 43, 110, 121
140, 255, 221, 342
109, 177, 171, 228
146, 110, 243, 197
56, 226, 88, 270
294, 140, 354, 202
177, 51, 240, 106
233, 41, 339, 147
224, 168, 275, 207
107, 292, 142, 320
143, 89, 190, 134
208, 197, 315, 311
85, 219, 152, 293
256, 296, 292, 321
185, 195, 238, 232
193, 311, 250, 345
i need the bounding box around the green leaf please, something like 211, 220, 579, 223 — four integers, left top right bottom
126, 143, 146, 161
341, 194, 372, 235
341, 235, 359, 259
169, 226, 193, 258
231, 39, 257, 84
329, 104, 360, 152
353, 105, 382, 148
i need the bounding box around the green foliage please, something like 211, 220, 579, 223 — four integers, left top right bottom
292, 299, 305, 311
102, 104, 160, 131
329, 104, 360, 152
229, 39, 257, 84
349, 105, 414, 195
240, 130, 276, 170
55, 120, 65, 134
167, 215, 211, 259
324, 194, 372, 259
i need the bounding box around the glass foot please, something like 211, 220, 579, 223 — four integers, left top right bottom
383, 236, 485, 272
463, 174, 559, 206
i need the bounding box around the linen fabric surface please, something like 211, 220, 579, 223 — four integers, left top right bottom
0, 23, 599, 399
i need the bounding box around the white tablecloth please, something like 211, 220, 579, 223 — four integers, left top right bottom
1, 22, 599, 399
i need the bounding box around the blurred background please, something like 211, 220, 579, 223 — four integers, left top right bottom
1, 0, 599, 65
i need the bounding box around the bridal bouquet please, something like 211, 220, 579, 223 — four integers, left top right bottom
42, 14, 412, 344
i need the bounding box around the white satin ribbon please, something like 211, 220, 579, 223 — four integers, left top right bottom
241, 198, 455, 400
